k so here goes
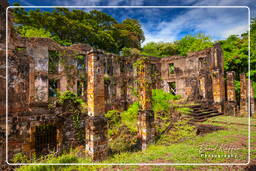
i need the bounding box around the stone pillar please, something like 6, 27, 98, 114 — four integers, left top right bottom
249, 80, 255, 116
59, 63, 68, 92
27, 46, 49, 103
120, 60, 128, 110
211, 69, 225, 112
226, 72, 236, 102
137, 58, 155, 150
224, 71, 238, 116
240, 74, 248, 117
86, 49, 108, 161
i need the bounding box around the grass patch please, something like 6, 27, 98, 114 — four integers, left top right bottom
17, 116, 253, 171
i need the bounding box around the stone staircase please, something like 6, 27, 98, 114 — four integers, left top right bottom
186, 104, 223, 122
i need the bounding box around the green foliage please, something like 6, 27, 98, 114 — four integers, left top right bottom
152, 89, 179, 114
157, 119, 196, 145
121, 47, 140, 56
108, 125, 138, 154
141, 33, 213, 57
115, 18, 145, 50
141, 42, 178, 57
105, 110, 121, 137
253, 81, 256, 98
151, 89, 191, 134
120, 102, 140, 133
48, 51, 59, 74
57, 90, 85, 107
176, 33, 213, 56
57, 91, 86, 144
219, 35, 248, 78
218, 18, 256, 97
128, 85, 139, 98
17, 153, 79, 171
11, 153, 29, 163
17, 25, 52, 38
250, 18, 256, 82
175, 107, 192, 115
12, 6, 144, 53
72, 113, 85, 144
105, 109, 138, 153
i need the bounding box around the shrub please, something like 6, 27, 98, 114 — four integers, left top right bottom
152, 89, 179, 114
151, 89, 189, 134
120, 102, 140, 133
11, 153, 29, 163
57, 90, 85, 108
105, 103, 140, 153
108, 125, 138, 154
157, 119, 196, 145
57, 90, 86, 144
105, 110, 122, 137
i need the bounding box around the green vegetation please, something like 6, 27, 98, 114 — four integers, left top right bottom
105, 103, 139, 153
57, 91, 86, 144
157, 119, 196, 145
57, 90, 85, 108
104, 89, 190, 153
17, 116, 255, 171
140, 33, 213, 57
11, 153, 29, 163
12, 5, 256, 96
140, 19, 256, 98
12, 5, 144, 53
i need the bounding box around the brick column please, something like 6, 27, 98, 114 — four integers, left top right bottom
137, 58, 155, 150
240, 74, 248, 116
59, 63, 68, 92
224, 71, 238, 116
86, 49, 108, 161
211, 69, 225, 112
249, 80, 255, 116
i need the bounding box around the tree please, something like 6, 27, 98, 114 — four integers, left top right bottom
12, 6, 144, 53
140, 33, 213, 57
114, 18, 145, 50
219, 34, 248, 80
176, 33, 213, 56
218, 18, 256, 97
140, 42, 178, 57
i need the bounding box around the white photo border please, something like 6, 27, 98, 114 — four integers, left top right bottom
6, 5, 251, 166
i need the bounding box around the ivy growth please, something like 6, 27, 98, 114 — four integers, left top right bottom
57, 91, 86, 144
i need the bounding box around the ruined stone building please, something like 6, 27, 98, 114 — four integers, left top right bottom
0, 1, 255, 163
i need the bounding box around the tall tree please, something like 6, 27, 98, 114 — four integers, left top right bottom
140, 33, 213, 57
12, 6, 144, 53
114, 18, 145, 50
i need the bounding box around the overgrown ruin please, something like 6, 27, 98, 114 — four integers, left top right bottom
0, 1, 255, 165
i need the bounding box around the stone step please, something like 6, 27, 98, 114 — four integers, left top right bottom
193, 108, 217, 112
184, 104, 223, 122
190, 111, 219, 116
192, 110, 218, 114
192, 113, 223, 120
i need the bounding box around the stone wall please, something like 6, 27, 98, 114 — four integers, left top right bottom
0, 0, 255, 164
224, 71, 238, 116
160, 44, 224, 108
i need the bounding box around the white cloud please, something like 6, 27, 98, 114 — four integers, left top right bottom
54, 0, 145, 6
55, 0, 102, 6
142, 7, 249, 45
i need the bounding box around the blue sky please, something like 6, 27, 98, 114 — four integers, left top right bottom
8, 0, 255, 45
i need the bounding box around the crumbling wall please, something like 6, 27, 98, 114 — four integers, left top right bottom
160, 45, 223, 106
224, 71, 238, 116
2, 0, 254, 163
